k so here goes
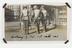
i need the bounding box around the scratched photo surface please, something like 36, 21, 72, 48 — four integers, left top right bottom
5, 4, 67, 41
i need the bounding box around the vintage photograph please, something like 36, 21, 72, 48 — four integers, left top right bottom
5, 4, 67, 41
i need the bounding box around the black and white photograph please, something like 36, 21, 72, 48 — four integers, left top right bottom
5, 4, 67, 41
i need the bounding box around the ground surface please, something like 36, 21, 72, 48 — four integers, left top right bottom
5, 22, 67, 41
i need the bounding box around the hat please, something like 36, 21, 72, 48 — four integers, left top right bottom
33, 5, 37, 9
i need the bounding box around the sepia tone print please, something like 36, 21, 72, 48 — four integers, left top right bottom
5, 4, 67, 41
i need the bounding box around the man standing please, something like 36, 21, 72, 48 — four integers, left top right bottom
40, 6, 47, 32
33, 5, 41, 33
22, 6, 29, 35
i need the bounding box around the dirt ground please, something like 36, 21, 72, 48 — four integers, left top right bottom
5, 22, 67, 41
